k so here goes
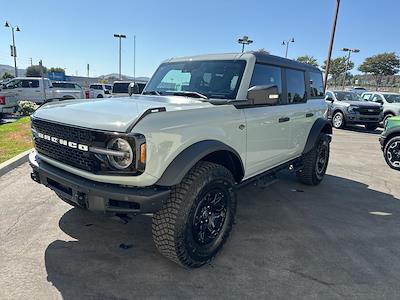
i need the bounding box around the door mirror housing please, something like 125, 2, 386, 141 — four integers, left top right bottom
247, 85, 280, 105
128, 83, 140, 96
325, 96, 334, 102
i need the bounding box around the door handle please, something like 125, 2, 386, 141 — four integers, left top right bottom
306, 113, 314, 118
278, 117, 290, 123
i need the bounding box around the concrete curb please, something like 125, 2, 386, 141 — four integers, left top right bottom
0, 149, 33, 177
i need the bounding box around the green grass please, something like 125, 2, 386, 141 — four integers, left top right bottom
0, 117, 32, 163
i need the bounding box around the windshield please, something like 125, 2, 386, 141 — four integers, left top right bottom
334, 91, 362, 101
144, 60, 246, 100
384, 94, 400, 103
112, 82, 130, 94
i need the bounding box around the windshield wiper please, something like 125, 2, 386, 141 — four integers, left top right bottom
143, 90, 162, 96
171, 91, 208, 99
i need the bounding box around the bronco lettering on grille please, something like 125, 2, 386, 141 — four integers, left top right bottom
37, 132, 89, 152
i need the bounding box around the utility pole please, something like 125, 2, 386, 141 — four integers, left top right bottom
113, 33, 127, 80
39, 60, 46, 101
133, 35, 136, 84
30, 58, 33, 66
87, 64, 90, 77
5, 21, 20, 77
237, 36, 253, 53
340, 48, 360, 90
282, 38, 295, 58
324, 0, 341, 91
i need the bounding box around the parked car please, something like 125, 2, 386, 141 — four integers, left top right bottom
0, 94, 18, 119
361, 92, 400, 125
112, 80, 147, 97
325, 90, 383, 130
50, 81, 84, 99
350, 87, 368, 95
89, 83, 112, 98
0, 77, 84, 104
29, 51, 332, 267
379, 115, 400, 170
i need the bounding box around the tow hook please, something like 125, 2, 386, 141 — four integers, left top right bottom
30, 171, 40, 183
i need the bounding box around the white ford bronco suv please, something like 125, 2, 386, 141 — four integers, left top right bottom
29, 52, 332, 268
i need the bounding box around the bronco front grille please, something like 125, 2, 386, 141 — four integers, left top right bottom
31, 119, 101, 172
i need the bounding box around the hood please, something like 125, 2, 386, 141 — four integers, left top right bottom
32, 95, 213, 132
343, 101, 381, 107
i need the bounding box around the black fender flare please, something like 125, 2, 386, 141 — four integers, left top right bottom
156, 140, 244, 186
302, 118, 332, 155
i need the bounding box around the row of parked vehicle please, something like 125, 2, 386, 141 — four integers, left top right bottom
0, 77, 148, 118
325, 89, 400, 130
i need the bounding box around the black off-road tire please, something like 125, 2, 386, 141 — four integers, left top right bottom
383, 136, 400, 171
296, 134, 330, 185
365, 124, 378, 131
97, 94, 103, 98
55, 192, 79, 208
152, 161, 237, 268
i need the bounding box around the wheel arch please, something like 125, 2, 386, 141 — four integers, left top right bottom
302, 118, 332, 155
156, 140, 245, 186
383, 128, 400, 148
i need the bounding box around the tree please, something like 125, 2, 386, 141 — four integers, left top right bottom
1, 72, 14, 80
359, 52, 400, 89
322, 56, 354, 87
296, 55, 319, 67
48, 67, 65, 73
257, 48, 270, 54
26, 65, 48, 77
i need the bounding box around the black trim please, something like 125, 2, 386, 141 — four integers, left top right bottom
126, 107, 166, 132
156, 140, 244, 186
302, 118, 332, 154
30, 155, 170, 214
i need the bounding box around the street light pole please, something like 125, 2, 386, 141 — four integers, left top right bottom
5, 21, 21, 77
113, 34, 127, 80
282, 38, 295, 58
133, 35, 136, 84
340, 48, 360, 90
324, 0, 341, 91
237, 36, 253, 53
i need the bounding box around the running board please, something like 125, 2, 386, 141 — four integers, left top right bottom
237, 157, 303, 189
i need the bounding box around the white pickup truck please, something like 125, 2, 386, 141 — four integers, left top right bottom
0, 77, 85, 105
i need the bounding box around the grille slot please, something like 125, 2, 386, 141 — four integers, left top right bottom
357, 107, 381, 115
32, 119, 101, 171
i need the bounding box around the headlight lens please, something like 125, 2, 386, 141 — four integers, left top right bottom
106, 138, 134, 170
347, 105, 357, 113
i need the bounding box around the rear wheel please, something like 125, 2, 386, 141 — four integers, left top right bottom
332, 111, 345, 129
152, 161, 236, 268
365, 124, 378, 131
297, 134, 330, 185
384, 136, 400, 171
97, 94, 103, 98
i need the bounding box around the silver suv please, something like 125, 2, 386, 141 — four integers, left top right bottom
361, 92, 400, 125
29, 52, 332, 267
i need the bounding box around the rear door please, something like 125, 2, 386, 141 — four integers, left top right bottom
243, 63, 292, 177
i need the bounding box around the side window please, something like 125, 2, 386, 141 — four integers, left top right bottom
249, 64, 283, 102
371, 94, 383, 103
309, 71, 324, 97
325, 91, 333, 99
286, 69, 306, 104
362, 93, 372, 101
21, 80, 39, 88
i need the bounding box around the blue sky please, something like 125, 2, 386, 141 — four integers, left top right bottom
0, 0, 398, 77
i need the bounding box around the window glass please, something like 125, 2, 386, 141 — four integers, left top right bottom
362, 93, 372, 101
249, 64, 282, 101
144, 60, 246, 99
309, 71, 324, 97
384, 94, 400, 103
371, 94, 384, 102
112, 82, 130, 94
286, 69, 306, 103
21, 79, 39, 88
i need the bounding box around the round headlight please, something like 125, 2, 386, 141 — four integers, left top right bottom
347, 105, 357, 113
107, 138, 133, 170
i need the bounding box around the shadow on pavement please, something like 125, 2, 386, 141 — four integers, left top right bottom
44, 174, 400, 299
341, 125, 383, 135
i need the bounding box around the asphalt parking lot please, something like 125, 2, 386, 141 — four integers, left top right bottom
1, 127, 400, 300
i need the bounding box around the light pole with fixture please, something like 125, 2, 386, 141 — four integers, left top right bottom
5, 21, 21, 77
113, 33, 127, 80
238, 36, 253, 53
341, 48, 360, 89
282, 38, 294, 58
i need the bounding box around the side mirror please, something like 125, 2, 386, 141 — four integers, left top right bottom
376, 99, 383, 104
128, 83, 140, 96
325, 96, 334, 102
247, 85, 279, 105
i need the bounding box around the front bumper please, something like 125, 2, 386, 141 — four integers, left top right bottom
29, 152, 170, 215
345, 113, 382, 124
